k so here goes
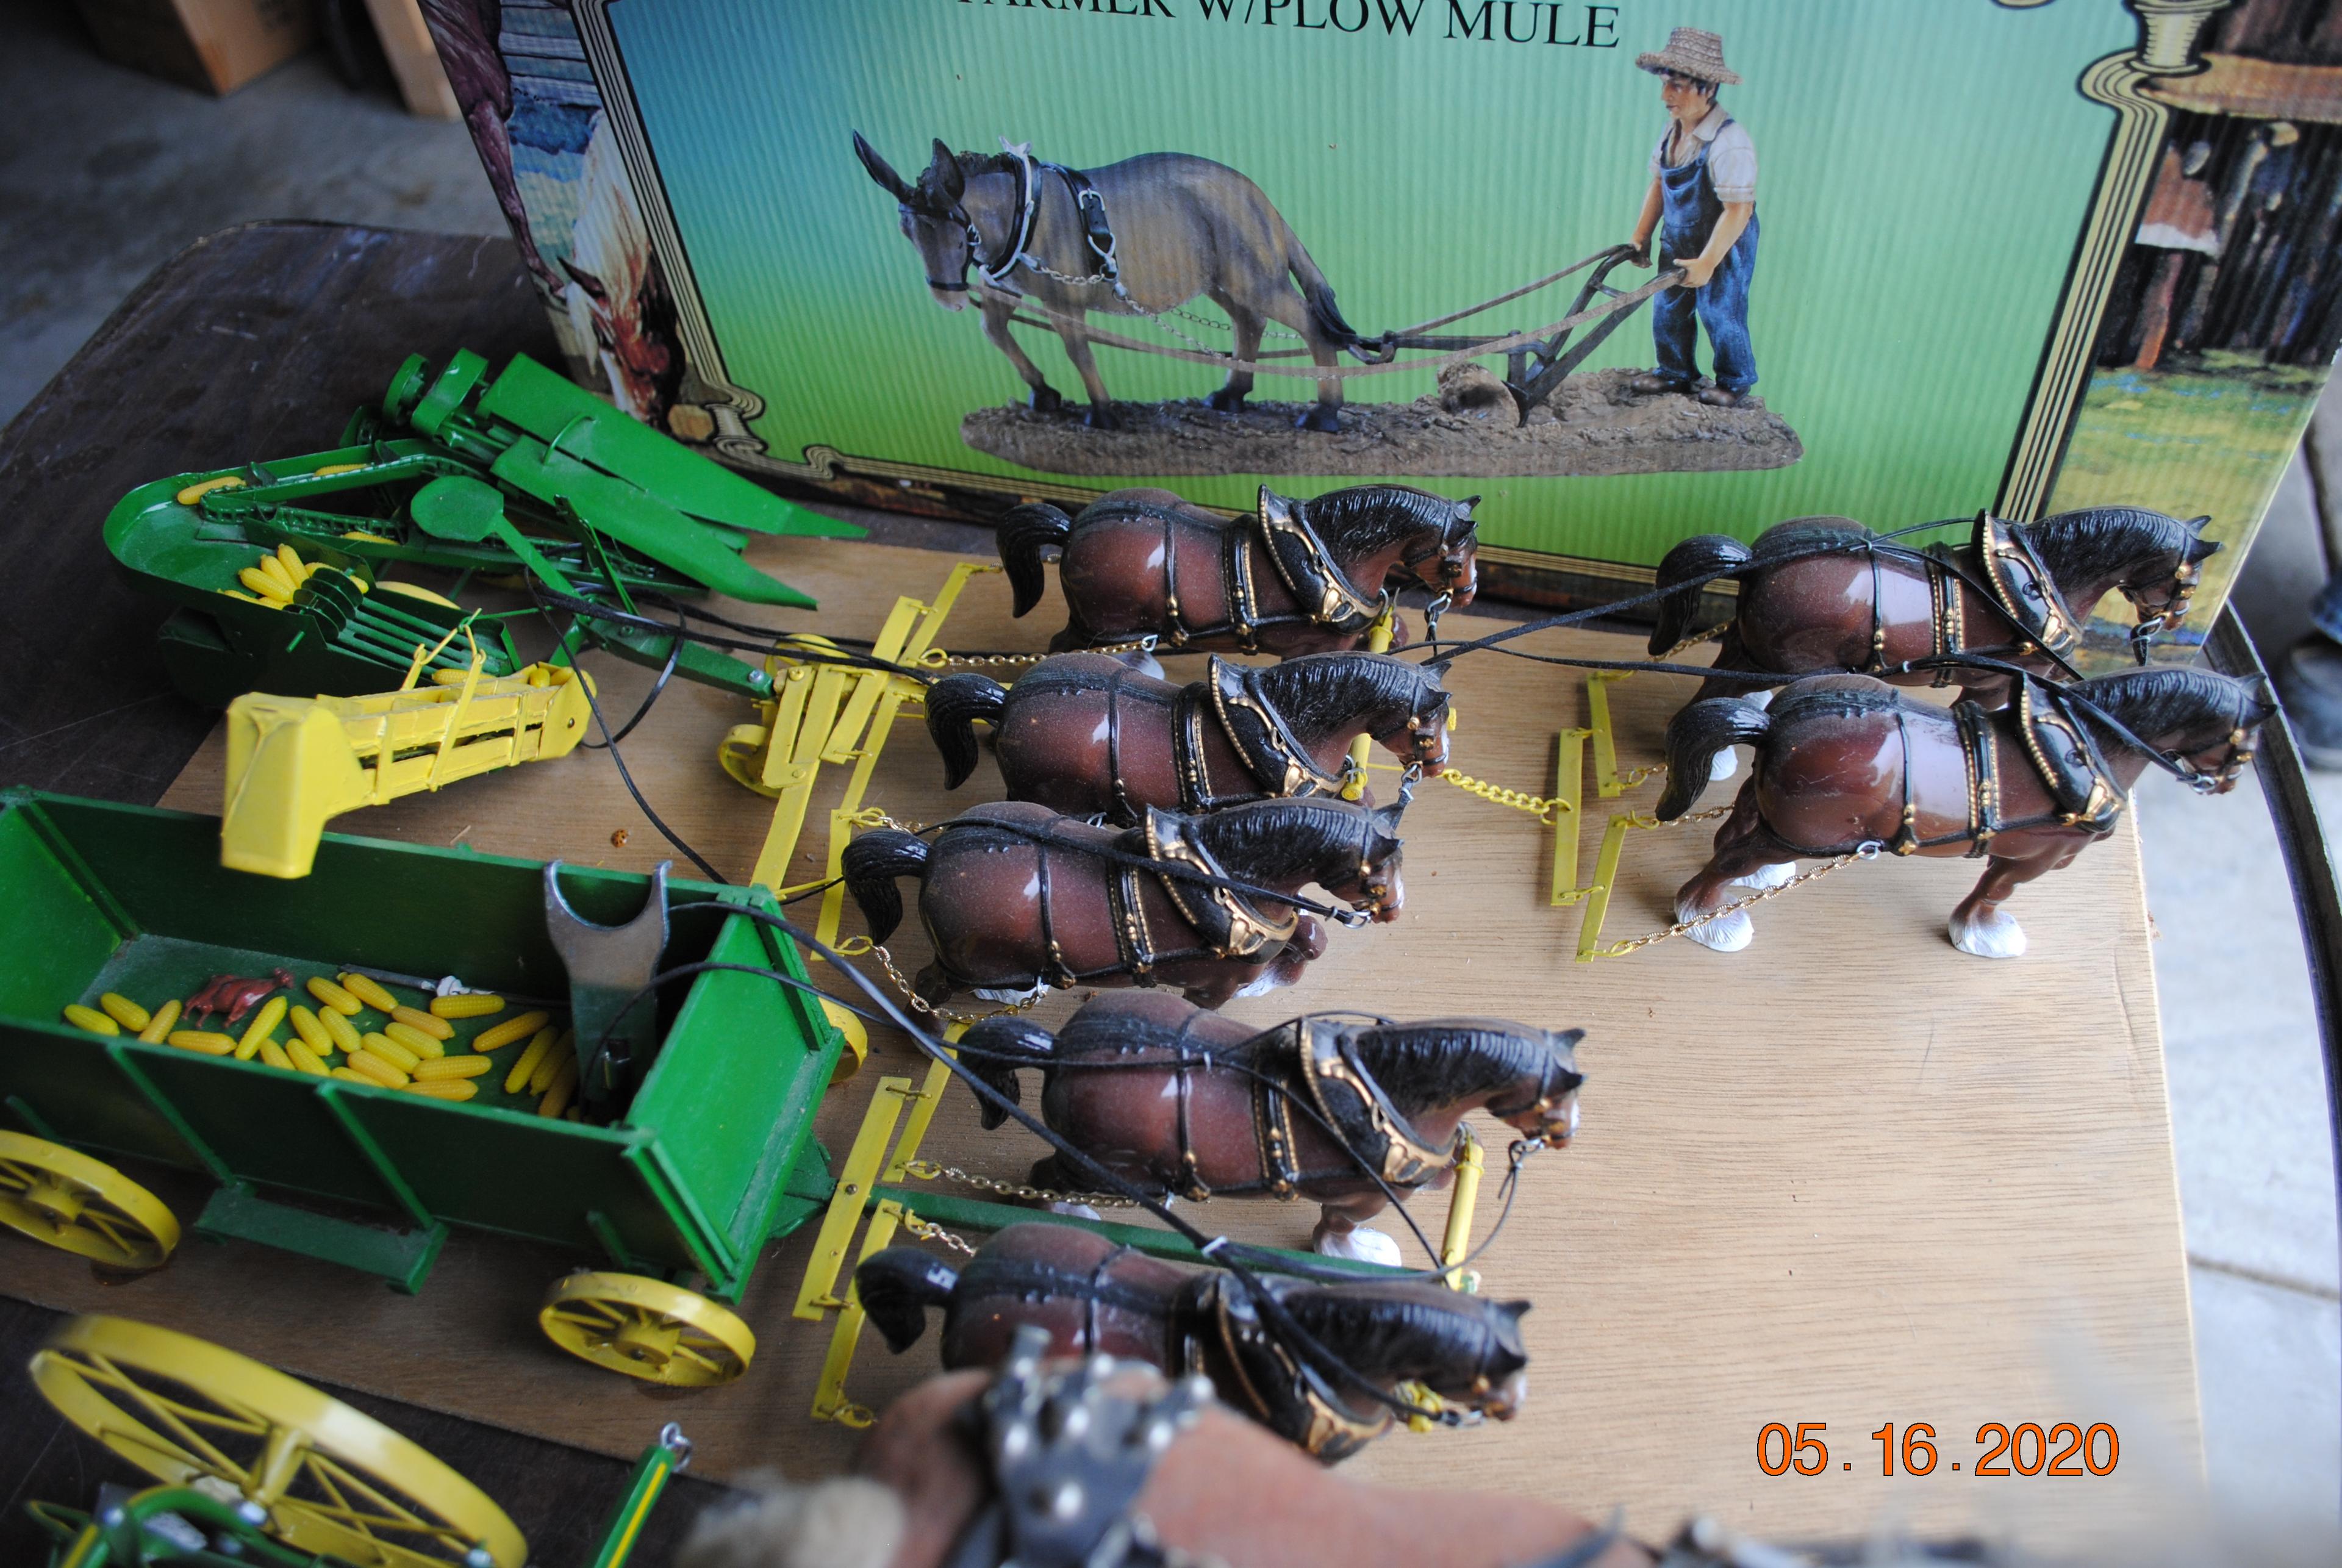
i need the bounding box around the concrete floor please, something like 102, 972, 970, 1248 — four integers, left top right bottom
2, 1, 2337, 1533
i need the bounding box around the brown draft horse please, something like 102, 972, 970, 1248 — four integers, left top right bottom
959, 993, 1582, 1266
1656, 667, 2272, 959
851, 136, 1369, 431
855, 1223, 1531, 1463
925, 651, 1452, 825
679, 1342, 1643, 1568
840, 798, 1405, 1008
997, 484, 1478, 656
1649, 508, 2217, 780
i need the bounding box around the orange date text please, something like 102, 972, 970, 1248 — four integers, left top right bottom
1755, 1422, 2118, 1477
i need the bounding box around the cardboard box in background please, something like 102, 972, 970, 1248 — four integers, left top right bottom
424, 0, 2342, 665
76, 0, 315, 96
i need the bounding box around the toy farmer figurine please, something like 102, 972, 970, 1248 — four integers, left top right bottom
1625, 28, 1758, 408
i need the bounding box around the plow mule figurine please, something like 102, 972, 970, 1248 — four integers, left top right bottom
853, 135, 1370, 432
960, 993, 1582, 1266
1649, 508, 2216, 779
855, 1222, 1530, 1462
1656, 667, 2272, 959
997, 484, 1477, 656
842, 798, 1406, 1009
926, 650, 1450, 823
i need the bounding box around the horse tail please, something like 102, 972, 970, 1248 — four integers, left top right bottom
1278, 218, 1364, 352
1656, 698, 1770, 821
1647, 535, 1754, 657
925, 674, 1007, 790
840, 829, 928, 945
854, 1247, 959, 1353
958, 1015, 1055, 1129
997, 503, 1072, 618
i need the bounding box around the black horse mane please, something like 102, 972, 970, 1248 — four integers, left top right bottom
1253, 653, 1443, 733
1768, 678, 1906, 726
2022, 507, 2207, 588
1301, 486, 1470, 554
1349, 1022, 1578, 1113
1187, 797, 1394, 880
1270, 1278, 1528, 1384
2072, 665, 2269, 743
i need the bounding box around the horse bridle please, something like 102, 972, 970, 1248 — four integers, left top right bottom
2117, 554, 2203, 665
919, 140, 1040, 294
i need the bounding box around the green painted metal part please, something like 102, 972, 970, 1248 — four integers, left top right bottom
585, 1431, 693, 1568
870, 1186, 1406, 1277
0, 790, 845, 1299
103, 350, 861, 706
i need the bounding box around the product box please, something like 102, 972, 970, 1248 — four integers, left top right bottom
77, 0, 315, 96
424, 0, 2342, 660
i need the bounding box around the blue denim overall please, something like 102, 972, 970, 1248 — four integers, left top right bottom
1652, 120, 1758, 394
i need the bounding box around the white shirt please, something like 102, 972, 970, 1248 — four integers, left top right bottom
1649, 106, 1757, 204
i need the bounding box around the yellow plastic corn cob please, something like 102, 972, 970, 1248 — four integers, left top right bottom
319, 1006, 362, 1055
537, 1056, 578, 1119
414, 1054, 492, 1081
430, 992, 505, 1019
307, 976, 363, 1015
256, 553, 299, 596
383, 1020, 445, 1059
360, 1032, 419, 1072
331, 1067, 378, 1085
257, 1037, 293, 1070
276, 543, 305, 580
338, 973, 400, 1014
286, 1039, 329, 1076
474, 1009, 551, 1054
98, 993, 151, 1032
137, 998, 181, 1044
504, 1026, 557, 1094
168, 1031, 237, 1055
237, 997, 288, 1060
405, 1078, 479, 1101
62, 1004, 118, 1035
238, 566, 293, 604
288, 1005, 333, 1055
389, 1006, 453, 1040
529, 1028, 573, 1094
346, 1050, 409, 1087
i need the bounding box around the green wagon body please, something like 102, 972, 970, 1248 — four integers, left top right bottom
0, 789, 842, 1295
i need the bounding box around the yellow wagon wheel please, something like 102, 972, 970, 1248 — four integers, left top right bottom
539, 1272, 756, 1386
0, 1131, 180, 1270
30, 1315, 526, 1568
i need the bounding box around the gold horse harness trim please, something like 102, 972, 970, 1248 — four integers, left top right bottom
1106, 809, 1302, 981
1193, 1276, 1391, 1460
1136, 490, 1388, 651
1249, 1020, 1463, 1200
1976, 513, 2083, 661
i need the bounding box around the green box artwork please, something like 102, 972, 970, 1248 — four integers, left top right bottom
429, 0, 2342, 661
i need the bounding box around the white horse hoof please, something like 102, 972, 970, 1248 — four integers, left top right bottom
1316, 1227, 1402, 1268
1235, 971, 1282, 999
973, 981, 1050, 1004
1047, 1201, 1103, 1221
1949, 908, 2027, 959
1728, 861, 1797, 892
1677, 895, 1753, 952
1708, 748, 1740, 782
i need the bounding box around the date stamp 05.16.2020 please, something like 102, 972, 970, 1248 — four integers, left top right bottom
1756, 1423, 2120, 1478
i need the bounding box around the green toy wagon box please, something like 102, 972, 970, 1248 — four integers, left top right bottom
425, 0, 2341, 662
0, 788, 843, 1315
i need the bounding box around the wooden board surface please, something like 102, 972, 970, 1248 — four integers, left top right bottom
4, 539, 2201, 1547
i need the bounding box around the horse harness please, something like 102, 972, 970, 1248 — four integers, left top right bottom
1248, 1020, 1463, 1203
1866, 514, 2080, 682
1180, 1273, 1392, 1461
1173, 656, 1353, 812
1102, 809, 1301, 985
1126, 492, 1391, 653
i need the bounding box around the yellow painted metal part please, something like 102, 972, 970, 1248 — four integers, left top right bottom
1438, 1126, 1485, 1291
31, 1314, 526, 1567
1547, 729, 1589, 907
219, 655, 593, 878
1339, 607, 1398, 802
809, 1197, 906, 1428
1587, 671, 1627, 798
0, 1131, 180, 1270
793, 1075, 914, 1322
1574, 814, 1636, 963
538, 1273, 755, 1386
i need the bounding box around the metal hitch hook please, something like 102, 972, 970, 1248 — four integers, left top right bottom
545, 859, 672, 1109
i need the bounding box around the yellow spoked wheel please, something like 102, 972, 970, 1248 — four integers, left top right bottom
0, 1131, 180, 1270
30, 1315, 526, 1568
539, 1272, 756, 1386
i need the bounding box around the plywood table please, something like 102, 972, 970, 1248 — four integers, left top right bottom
4, 536, 2199, 1549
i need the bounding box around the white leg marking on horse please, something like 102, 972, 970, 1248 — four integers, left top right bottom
1677, 892, 1752, 953
1047, 1201, 1104, 1221
972, 981, 1051, 1005
1949, 907, 2027, 959
1728, 861, 1797, 892
1316, 1227, 1402, 1268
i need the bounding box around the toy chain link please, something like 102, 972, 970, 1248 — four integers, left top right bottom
924, 634, 1158, 670
897, 1208, 980, 1256
1594, 842, 1882, 957
904, 1158, 1142, 1212
867, 944, 1048, 1027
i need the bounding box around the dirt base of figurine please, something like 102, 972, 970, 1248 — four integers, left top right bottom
959, 367, 1803, 478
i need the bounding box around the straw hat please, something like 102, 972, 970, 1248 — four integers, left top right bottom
1636, 27, 1741, 87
